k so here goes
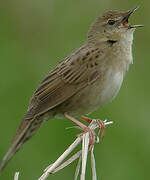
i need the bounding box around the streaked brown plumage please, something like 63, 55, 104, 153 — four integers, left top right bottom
0, 7, 143, 173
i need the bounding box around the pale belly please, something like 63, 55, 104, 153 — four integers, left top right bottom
56, 69, 124, 117
80, 69, 123, 114
96, 70, 124, 106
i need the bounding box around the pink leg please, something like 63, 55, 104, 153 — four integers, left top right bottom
64, 113, 94, 151
81, 116, 105, 138
80, 116, 92, 123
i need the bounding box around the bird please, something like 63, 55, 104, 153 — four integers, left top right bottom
0, 7, 143, 173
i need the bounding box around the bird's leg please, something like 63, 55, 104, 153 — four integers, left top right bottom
64, 113, 94, 151
80, 116, 92, 123
80, 116, 105, 138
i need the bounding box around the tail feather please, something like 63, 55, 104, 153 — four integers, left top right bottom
0, 141, 22, 173
0, 115, 47, 174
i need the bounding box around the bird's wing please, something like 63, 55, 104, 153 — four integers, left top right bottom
25, 45, 103, 119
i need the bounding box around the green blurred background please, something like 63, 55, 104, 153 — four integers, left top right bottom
0, 0, 149, 179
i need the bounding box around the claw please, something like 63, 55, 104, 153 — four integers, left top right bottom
96, 120, 105, 138
81, 116, 105, 138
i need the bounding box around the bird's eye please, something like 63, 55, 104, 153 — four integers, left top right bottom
108, 19, 115, 25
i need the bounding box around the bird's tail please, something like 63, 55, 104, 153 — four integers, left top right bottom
0, 114, 50, 174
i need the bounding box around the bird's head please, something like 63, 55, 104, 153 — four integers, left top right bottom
88, 7, 143, 43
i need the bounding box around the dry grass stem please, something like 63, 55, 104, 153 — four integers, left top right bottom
80, 133, 89, 180
38, 119, 113, 180
14, 172, 19, 180
91, 147, 97, 180
74, 156, 82, 180
51, 150, 81, 174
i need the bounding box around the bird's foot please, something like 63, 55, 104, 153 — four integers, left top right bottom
80, 116, 105, 138
65, 113, 95, 151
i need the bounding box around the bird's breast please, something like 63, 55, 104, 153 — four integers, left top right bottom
97, 68, 124, 105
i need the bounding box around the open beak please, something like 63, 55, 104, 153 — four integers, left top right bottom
119, 7, 144, 29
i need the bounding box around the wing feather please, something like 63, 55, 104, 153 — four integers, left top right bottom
25, 45, 102, 119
